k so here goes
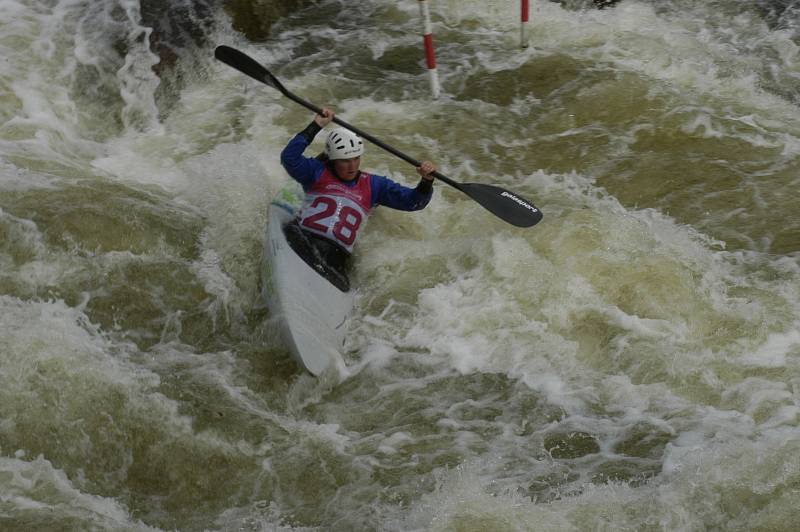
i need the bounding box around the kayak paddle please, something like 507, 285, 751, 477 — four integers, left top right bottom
214, 45, 543, 228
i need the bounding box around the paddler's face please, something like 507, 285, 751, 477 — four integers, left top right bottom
333, 156, 361, 181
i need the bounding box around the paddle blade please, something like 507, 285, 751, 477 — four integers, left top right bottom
460, 183, 543, 228
214, 45, 285, 93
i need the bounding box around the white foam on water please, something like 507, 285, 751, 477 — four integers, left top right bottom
3, 0, 800, 529
0, 454, 160, 530
738, 326, 800, 368
408, 467, 567, 530
395, 409, 800, 530
0, 0, 163, 177
0, 295, 178, 525
346, 154, 800, 528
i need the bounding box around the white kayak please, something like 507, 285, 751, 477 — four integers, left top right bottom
261, 184, 354, 376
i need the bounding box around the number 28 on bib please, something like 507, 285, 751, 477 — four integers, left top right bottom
298, 172, 373, 253
300, 195, 369, 251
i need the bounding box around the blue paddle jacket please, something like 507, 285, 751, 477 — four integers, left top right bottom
280, 122, 434, 211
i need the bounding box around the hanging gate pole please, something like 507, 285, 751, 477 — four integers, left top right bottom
521, 0, 530, 48
418, 0, 441, 98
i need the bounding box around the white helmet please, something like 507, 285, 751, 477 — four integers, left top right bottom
325, 128, 364, 160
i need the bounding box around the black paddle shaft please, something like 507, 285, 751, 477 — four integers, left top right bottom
214, 45, 543, 228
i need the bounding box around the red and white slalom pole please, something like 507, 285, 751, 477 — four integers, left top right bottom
418, 0, 441, 99
521, 0, 530, 48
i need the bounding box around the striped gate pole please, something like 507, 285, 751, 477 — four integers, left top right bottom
521, 0, 530, 48
418, 0, 441, 99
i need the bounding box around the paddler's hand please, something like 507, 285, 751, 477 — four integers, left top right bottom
314, 107, 335, 127
417, 160, 436, 181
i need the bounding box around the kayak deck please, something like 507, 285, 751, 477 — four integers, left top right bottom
262, 185, 354, 375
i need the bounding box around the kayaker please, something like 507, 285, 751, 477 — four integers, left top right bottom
280, 107, 436, 291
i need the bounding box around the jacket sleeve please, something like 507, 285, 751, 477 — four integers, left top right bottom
280, 122, 325, 190
372, 174, 434, 211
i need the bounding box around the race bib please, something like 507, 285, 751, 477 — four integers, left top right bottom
298, 170, 373, 252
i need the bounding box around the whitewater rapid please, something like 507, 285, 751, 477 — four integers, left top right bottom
1, 0, 800, 530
